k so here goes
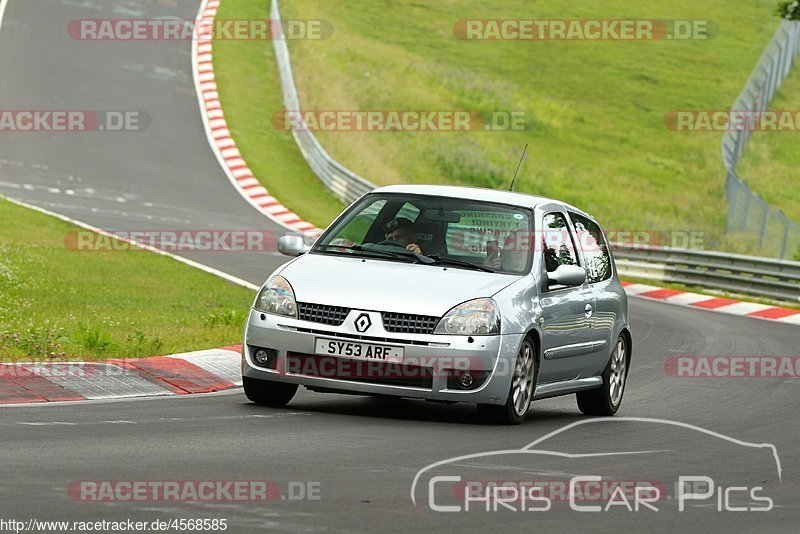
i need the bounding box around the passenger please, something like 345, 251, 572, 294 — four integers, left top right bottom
383, 217, 423, 254
486, 231, 530, 271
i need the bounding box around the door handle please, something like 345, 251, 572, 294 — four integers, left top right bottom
584, 303, 593, 318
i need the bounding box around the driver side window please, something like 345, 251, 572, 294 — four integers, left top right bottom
331, 199, 386, 246
541, 213, 579, 273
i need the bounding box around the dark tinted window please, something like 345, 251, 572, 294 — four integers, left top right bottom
541, 213, 579, 273
570, 213, 611, 283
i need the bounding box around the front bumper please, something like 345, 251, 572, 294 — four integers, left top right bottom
242, 309, 523, 405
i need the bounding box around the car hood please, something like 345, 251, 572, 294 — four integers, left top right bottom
278, 253, 519, 316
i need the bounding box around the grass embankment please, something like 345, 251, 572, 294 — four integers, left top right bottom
0, 198, 254, 361
212, 0, 346, 229
215, 0, 797, 256
737, 63, 800, 223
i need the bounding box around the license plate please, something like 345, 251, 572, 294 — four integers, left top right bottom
314, 338, 404, 363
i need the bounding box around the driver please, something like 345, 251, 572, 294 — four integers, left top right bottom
383, 217, 422, 254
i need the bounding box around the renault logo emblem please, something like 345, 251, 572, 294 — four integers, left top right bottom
354, 313, 372, 333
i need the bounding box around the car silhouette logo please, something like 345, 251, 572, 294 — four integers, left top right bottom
354, 313, 372, 332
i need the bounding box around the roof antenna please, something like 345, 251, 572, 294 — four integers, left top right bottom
508, 143, 528, 192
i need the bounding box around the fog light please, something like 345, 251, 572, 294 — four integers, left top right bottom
254, 349, 270, 366
457, 373, 474, 388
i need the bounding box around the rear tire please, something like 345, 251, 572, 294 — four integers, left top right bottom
577, 334, 629, 416
477, 338, 537, 425
243, 377, 298, 407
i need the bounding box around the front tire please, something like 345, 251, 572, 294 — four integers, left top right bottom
576, 334, 629, 416
243, 377, 298, 407
477, 338, 537, 425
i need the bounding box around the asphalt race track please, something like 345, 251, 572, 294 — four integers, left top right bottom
1, 1, 798, 532
0, 0, 288, 283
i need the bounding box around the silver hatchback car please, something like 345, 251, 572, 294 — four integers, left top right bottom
242, 185, 631, 424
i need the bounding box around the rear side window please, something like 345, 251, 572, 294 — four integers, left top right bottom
569, 213, 612, 283
541, 213, 579, 273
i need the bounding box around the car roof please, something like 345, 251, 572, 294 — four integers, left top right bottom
372, 184, 593, 219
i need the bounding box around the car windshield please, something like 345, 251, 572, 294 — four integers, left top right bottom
312, 193, 533, 275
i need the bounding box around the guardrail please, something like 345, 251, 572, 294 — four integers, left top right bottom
614, 245, 800, 303
270, 0, 375, 206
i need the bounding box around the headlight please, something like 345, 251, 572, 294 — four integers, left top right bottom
254, 275, 297, 317
434, 298, 500, 336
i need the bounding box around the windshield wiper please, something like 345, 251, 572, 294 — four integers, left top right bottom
315, 244, 434, 264
427, 255, 496, 273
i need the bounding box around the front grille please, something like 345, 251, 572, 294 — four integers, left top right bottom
286, 353, 433, 389
381, 312, 439, 334
297, 302, 350, 326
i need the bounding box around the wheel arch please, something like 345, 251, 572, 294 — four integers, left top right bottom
522, 327, 542, 391
618, 327, 633, 363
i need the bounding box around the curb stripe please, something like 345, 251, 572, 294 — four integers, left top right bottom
711, 302, 773, 316
169, 348, 242, 386
191, 0, 321, 236
691, 298, 741, 309
0, 378, 48, 404
749, 307, 800, 320
638, 288, 684, 300
0, 365, 85, 403
108, 360, 187, 395
120, 357, 235, 394
24, 363, 173, 400
0, 346, 243, 405
622, 282, 798, 326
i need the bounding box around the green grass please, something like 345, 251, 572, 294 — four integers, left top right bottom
212, 0, 346, 228
214, 0, 796, 255
0, 198, 254, 361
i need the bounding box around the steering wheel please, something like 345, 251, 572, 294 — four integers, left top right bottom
373, 239, 408, 249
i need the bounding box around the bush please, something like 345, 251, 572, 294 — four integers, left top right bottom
204, 309, 247, 328
75, 323, 112, 355
776, 1, 800, 20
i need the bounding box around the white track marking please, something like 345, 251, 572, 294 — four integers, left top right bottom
168, 348, 242, 386
0, 195, 258, 290
662, 292, 715, 305
712, 301, 774, 315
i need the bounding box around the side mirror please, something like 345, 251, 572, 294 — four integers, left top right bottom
277, 235, 310, 257
547, 264, 586, 287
